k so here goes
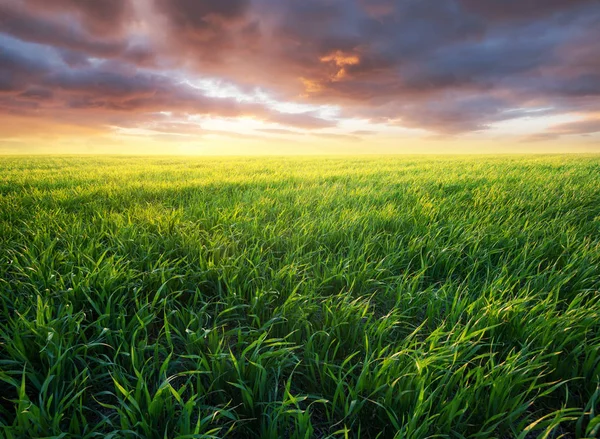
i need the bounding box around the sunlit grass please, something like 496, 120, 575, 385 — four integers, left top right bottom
0, 155, 599, 438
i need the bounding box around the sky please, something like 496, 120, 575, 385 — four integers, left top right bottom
1, 0, 599, 155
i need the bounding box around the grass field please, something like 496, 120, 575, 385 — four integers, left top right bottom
0, 155, 599, 438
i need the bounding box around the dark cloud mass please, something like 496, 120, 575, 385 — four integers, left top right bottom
152, 0, 257, 63
0, 3, 124, 57
0, 37, 329, 133
0, 0, 599, 142
22, 0, 133, 36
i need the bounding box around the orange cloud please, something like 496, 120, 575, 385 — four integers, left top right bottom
320, 50, 360, 81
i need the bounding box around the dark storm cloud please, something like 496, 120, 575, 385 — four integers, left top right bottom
1, 0, 599, 138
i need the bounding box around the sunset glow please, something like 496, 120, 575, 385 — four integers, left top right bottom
0, 0, 599, 154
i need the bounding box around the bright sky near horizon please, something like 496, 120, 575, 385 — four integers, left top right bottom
1, 0, 599, 154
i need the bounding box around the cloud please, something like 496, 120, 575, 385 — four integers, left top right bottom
0, 1, 154, 66
523, 117, 600, 142
1, 0, 599, 143
0, 38, 335, 134
0, 3, 125, 57
151, 0, 256, 63
21, 0, 133, 36
460, 0, 597, 23
267, 112, 336, 130
551, 118, 600, 135
312, 132, 362, 142
257, 128, 302, 135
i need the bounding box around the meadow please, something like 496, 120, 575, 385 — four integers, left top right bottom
0, 155, 599, 438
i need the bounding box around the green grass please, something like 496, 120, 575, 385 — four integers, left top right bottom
0, 155, 599, 438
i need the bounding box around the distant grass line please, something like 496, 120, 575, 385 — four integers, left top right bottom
0, 155, 599, 438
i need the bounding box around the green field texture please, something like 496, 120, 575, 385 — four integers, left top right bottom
1, 155, 599, 438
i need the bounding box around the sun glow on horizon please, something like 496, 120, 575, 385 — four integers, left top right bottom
1, 0, 599, 154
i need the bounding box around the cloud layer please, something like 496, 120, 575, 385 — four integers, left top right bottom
1, 0, 599, 148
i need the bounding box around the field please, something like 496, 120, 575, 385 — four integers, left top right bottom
0, 155, 599, 438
